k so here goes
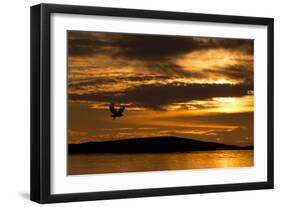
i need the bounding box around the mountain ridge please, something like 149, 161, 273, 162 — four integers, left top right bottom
68, 136, 253, 154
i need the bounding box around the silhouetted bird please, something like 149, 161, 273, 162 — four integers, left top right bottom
109, 104, 125, 120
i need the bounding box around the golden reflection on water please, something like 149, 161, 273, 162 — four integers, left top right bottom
68, 150, 253, 175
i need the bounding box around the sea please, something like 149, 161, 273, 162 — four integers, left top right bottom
68, 150, 253, 175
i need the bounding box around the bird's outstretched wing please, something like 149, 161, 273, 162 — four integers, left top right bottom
117, 106, 125, 114
109, 104, 117, 115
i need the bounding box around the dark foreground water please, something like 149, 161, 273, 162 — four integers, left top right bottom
68, 150, 253, 175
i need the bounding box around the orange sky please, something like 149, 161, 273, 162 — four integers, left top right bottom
67, 31, 254, 146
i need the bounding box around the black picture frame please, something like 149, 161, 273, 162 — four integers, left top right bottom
30, 3, 274, 204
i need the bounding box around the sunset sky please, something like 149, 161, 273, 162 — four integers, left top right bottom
67, 31, 254, 147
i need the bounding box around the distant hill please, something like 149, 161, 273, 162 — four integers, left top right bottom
68, 136, 253, 154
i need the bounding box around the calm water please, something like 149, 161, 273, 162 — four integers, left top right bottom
68, 150, 253, 175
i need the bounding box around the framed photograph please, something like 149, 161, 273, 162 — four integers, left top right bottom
30, 3, 274, 203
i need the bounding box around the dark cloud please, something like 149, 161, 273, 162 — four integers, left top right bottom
196, 38, 254, 54
68, 75, 170, 89
68, 78, 118, 88
142, 62, 205, 78
68, 31, 201, 58
68, 31, 253, 60
112, 35, 200, 61
69, 83, 252, 110
68, 31, 254, 81
204, 65, 253, 84
68, 38, 112, 56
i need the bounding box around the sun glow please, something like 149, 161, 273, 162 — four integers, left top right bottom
213, 97, 236, 103
210, 96, 253, 113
